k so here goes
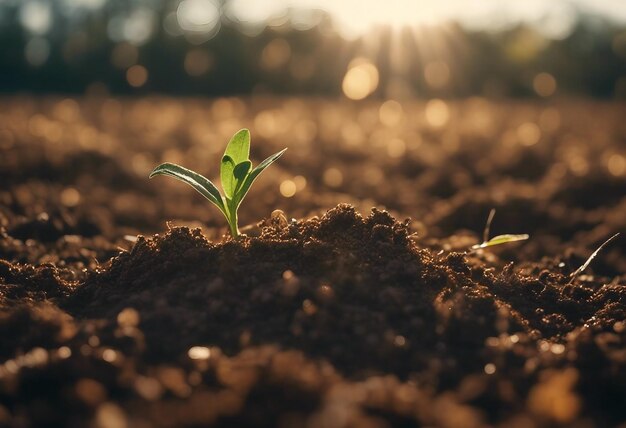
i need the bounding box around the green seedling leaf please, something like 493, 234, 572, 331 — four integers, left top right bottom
149, 130, 286, 238
220, 155, 236, 199
234, 148, 287, 206
221, 157, 252, 200
568, 233, 620, 284
471, 234, 530, 250
233, 160, 252, 193
471, 208, 529, 250
223, 129, 250, 165
149, 162, 225, 212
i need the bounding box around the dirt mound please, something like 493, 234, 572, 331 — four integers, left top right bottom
66, 206, 454, 376
1, 205, 625, 426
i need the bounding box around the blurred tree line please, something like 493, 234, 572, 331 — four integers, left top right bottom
0, 1, 625, 98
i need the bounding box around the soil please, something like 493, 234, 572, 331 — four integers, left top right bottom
0, 96, 625, 427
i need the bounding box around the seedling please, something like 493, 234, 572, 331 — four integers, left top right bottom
567, 233, 620, 284
471, 209, 529, 250
149, 129, 286, 238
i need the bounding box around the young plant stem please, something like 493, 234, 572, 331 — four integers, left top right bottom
226, 199, 239, 238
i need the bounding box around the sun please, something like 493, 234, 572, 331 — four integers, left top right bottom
321, 0, 451, 39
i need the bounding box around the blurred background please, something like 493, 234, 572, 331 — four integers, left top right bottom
1, 0, 626, 99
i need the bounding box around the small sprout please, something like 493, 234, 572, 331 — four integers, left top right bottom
149, 129, 286, 238
472, 234, 531, 250
568, 233, 620, 284
471, 208, 529, 250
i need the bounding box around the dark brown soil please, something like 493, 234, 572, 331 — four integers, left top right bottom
0, 96, 625, 427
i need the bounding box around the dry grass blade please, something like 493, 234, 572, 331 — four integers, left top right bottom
568, 233, 620, 284
483, 208, 496, 243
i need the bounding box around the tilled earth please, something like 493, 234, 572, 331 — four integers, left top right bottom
0, 96, 625, 427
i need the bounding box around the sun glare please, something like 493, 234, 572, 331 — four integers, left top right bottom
322, 0, 447, 39
337, 15, 467, 100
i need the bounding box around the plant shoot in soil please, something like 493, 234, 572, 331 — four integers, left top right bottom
471, 208, 529, 250
568, 232, 620, 284
149, 129, 287, 238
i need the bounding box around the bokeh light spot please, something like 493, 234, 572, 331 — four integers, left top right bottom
19, 1, 52, 35
425, 99, 450, 128
293, 175, 307, 191
280, 180, 297, 197
126, 9, 156, 46
608, 154, 626, 176
226, 0, 285, 28
177, 0, 220, 33
187, 346, 211, 360
517, 122, 541, 146
126, 65, 148, 88
61, 188, 81, 207
342, 59, 379, 100
108, 9, 156, 46
261, 39, 291, 70
569, 155, 589, 176
117, 308, 140, 327
533, 72, 557, 97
